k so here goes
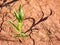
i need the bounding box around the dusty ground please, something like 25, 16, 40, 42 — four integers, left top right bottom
0, 0, 60, 45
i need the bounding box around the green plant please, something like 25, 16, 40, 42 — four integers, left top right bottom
9, 5, 28, 37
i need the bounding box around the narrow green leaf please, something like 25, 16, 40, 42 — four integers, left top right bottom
16, 22, 22, 33
19, 5, 24, 21
9, 20, 19, 31
14, 11, 20, 22
11, 32, 28, 37
20, 32, 28, 37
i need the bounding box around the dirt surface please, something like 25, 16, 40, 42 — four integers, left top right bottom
0, 0, 60, 45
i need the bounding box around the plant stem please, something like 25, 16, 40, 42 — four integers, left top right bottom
18, 22, 23, 33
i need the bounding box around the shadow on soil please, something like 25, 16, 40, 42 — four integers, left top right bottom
0, 0, 18, 8
0, 12, 7, 32
0, 7, 53, 45
0, 3, 60, 45
24, 8, 52, 45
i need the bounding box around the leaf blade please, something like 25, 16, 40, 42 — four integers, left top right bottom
8, 20, 19, 31
14, 11, 20, 22
19, 5, 24, 21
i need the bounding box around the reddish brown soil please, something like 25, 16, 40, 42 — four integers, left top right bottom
0, 0, 60, 45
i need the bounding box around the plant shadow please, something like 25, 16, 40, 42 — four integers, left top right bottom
24, 8, 52, 45
0, 0, 18, 8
